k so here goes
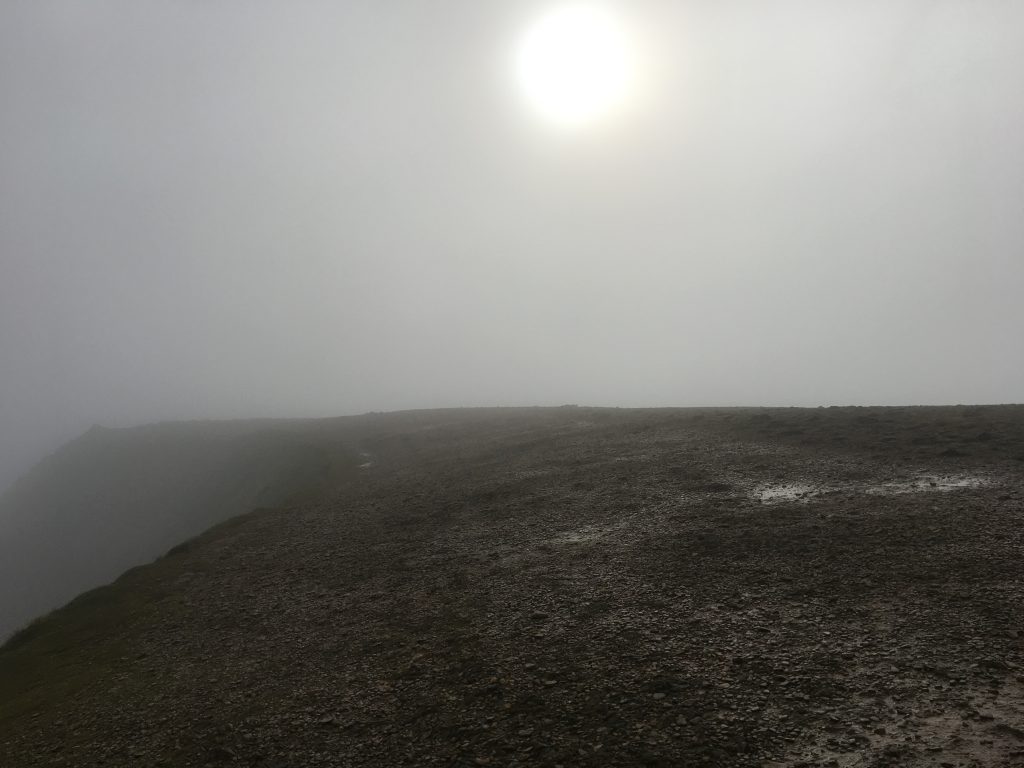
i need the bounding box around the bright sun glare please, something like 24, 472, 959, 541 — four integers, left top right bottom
515, 4, 635, 128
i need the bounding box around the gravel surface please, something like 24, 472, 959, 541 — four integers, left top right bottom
2, 406, 1023, 767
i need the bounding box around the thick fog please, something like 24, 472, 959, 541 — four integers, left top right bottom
2, 0, 1023, 490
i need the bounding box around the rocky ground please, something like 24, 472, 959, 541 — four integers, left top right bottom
1, 405, 1023, 767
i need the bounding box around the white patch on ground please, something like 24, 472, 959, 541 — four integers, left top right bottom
865, 474, 991, 495
754, 475, 993, 504
755, 483, 827, 503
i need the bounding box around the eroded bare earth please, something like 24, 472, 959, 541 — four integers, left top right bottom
2, 406, 1023, 767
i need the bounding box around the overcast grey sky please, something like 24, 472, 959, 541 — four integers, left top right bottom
2, 0, 1023, 489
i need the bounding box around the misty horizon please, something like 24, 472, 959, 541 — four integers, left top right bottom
3, 0, 1023, 491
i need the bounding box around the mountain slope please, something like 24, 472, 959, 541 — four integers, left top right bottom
0, 418, 362, 640
1, 406, 1023, 767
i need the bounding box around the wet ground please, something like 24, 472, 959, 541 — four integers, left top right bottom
754, 474, 992, 504
1, 405, 1023, 767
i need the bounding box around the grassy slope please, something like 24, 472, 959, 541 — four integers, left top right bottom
0, 418, 365, 641
0, 407, 559, 732
0, 511, 259, 733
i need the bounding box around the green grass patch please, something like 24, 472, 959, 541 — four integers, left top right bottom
0, 569, 173, 727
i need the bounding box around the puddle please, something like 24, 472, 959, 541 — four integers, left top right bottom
755, 483, 834, 503
754, 474, 991, 504
865, 475, 990, 495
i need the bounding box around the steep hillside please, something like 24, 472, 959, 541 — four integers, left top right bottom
1, 406, 1023, 767
0, 418, 362, 640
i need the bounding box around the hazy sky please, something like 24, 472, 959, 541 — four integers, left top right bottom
2, 0, 1023, 489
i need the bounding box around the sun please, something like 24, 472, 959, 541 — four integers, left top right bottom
515, 4, 635, 128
